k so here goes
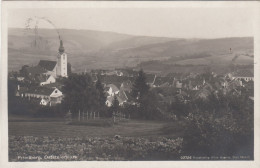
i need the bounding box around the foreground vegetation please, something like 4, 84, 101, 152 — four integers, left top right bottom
9, 136, 183, 161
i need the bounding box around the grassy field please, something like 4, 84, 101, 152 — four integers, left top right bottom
8, 116, 184, 161
8, 116, 182, 138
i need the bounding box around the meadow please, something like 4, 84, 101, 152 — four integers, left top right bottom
9, 116, 184, 161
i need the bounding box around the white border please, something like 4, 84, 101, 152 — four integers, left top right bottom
1, 1, 260, 168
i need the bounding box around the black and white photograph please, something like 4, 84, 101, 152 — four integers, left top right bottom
1, 1, 260, 167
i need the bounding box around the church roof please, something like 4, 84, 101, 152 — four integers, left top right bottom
25, 66, 47, 76
38, 60, 57, 71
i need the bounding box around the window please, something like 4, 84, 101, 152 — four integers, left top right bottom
55, 90, 58, 93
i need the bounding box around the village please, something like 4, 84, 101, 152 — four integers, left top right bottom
9, 40, 254, 113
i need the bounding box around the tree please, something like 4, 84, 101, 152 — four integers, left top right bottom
62, 73, 100, 118
132, 69, 149, 100
182, 92, 254, 157
19, 65, 29, 77
111, 96, 119, 112
131, 70, 162, 119
95, 78, 106, 107
67, 63, 72, 76
139, 91, 160, 119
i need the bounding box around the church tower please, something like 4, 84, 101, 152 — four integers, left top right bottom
57, 40, 68, 77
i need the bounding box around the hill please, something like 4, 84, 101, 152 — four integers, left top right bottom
8, 28, 253, 74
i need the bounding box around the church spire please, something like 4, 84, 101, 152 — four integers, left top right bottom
59, 40, 65, 53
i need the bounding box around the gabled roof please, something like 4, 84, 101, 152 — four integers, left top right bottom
106, 84, 120, 93
38, 60, 57, 71
153, 76, 173, 86
118, 90, 128, 102
120, 80, 132, 92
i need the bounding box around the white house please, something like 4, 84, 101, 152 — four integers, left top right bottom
39, 75, 56, 86
17, 76, 25, 81
24, 87, 63, 106
105, 84, 120, 96
40, 98, 50, 106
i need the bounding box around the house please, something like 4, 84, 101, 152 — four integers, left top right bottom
105, 84, 120, 96
105, 95, 125, 107
174, 80, 182, 89
40, 98, 50, 106
24, 87, 63, 106
38, 75, 56, 86
230, 69, 254, 82
16, 76, 25, 81
120, 80, 132, 93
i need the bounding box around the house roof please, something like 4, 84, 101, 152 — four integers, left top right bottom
120, 80, 132, 92
153, 77, 172, 86
43, 82, 63, 90
36, 74, 52, 83
106, 84, 120, 93
26, 87, 56, 96
38, 60, 57, 71
233, 69, 254, 78
124, 91, 135, 102
118, 90, 128, 102
17, 86, 28, 93
100, 75, 134, 89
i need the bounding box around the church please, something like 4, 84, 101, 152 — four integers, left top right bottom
22, 40, 68, 86
38, 40, 68, 78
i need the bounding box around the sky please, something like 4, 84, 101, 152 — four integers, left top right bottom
8, 7, 255, 38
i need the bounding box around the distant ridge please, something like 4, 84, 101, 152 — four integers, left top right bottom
8, 28, 253, 74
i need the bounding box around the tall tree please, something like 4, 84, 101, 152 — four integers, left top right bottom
95, 78, 106, 107
62, 73, 99, 118
132, 69, 149, 100
111, 96, 119, 111
67, 63, 72, 76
